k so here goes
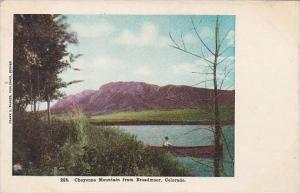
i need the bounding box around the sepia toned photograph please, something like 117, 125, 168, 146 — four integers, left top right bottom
12, 14, 235, 177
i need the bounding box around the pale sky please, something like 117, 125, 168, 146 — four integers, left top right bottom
59, 15, 235, 96
37, 15, 235, 110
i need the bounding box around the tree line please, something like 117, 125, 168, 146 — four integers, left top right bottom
13, 14, 81, 122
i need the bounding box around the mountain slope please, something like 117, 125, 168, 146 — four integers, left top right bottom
51, 81, 235, 115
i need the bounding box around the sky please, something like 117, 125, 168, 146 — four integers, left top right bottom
60, 15, 235, 96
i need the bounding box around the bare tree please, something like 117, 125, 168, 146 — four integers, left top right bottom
169, 16, 234, 176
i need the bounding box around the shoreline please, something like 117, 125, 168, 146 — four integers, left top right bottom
89, 120, 234, 126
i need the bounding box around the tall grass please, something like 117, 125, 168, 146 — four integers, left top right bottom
13, 110, 189, 176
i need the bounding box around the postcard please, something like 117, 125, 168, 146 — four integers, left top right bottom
0, 1, 299, 193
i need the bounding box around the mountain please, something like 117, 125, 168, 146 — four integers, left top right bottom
51, 81, 235, 115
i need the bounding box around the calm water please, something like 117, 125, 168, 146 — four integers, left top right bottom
118, 125, 234, 177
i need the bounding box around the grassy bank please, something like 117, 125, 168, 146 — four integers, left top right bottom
89, 108, 234, 125
13, 111, 190, 176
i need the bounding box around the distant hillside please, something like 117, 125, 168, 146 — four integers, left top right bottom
51, 81, 235, 115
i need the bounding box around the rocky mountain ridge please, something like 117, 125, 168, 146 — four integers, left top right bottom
51, 81, 235, 115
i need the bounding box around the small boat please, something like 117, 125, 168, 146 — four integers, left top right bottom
147, 145, 222, 159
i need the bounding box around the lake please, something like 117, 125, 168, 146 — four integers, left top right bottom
117, 125, 234, 177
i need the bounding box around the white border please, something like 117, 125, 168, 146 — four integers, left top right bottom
1, 1, 299, 193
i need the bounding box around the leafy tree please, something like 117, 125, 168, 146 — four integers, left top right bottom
13, 14, 80, 118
